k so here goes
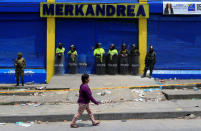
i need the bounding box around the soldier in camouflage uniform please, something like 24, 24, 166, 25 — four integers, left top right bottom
142, 46, 156, 78
14, 52, 26, 86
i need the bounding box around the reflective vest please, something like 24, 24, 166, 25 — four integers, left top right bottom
56, 47, 65, 55
108, 49, 118, 60
94, 48, 105, 62
68, 50, 78, 62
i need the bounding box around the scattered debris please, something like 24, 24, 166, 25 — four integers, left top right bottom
36, 86, 46, 90
121, 120, 127, 122
193, 87, 198, 91
34, 103, 41, 107
13, 89, 28, 91
100, 99, 112, 104
176, 108, 183, 111
185, 114, 196, 119
101, 92, 106, 96
96, 90, 111, 96
134, 98, 145, 102
120, 98, 124, 101
16, 122, 32, 127
25, 81, 35, 85
0, 123, 6, 125
104, 90, 111, 94
195, 106, 199, 108
144, 88, 161, 92
96, 92, 102, 96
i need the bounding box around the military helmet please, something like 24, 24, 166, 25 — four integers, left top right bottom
17, 52, 22, 57
58, 42, 62, 46
70, 44, 75, 48
132, 44, 136, 48
122, 43, 126, 48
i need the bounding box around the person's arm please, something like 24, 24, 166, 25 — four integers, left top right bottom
56, 48, 59, 54
153, 52, 156, 64
14, 59, 17, 67
145, 54, 148, 64
115, 49, 118, 55
84, 85, 99, 105
23, 58, 26, 68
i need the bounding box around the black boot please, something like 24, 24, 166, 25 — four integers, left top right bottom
16, 82, 19, 86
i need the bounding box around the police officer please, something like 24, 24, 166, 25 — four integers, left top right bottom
119, 43, 129, 74
94, 43, 105, 74
55, 42, 65, 75
68, 45, 78, 74
142, 46, 156, 78
129, 44, 140, 75
130, 44, 139, 56
14, 52, 26, 86
56, 42, 65, 57
108, 43, 118, 74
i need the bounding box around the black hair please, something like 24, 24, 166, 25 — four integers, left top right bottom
81, 74, 89, 83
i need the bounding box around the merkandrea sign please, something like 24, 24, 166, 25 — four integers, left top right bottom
40, 3, 149, 18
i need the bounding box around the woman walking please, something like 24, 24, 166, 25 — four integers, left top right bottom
71, 74, 100, 128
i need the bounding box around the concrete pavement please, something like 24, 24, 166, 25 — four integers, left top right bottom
1, 119, 201, 131
0, 100, 201, 122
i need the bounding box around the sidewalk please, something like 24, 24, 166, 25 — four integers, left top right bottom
0, 100, 201, 122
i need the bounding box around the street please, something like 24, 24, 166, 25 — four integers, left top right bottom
1, 119, 201, 131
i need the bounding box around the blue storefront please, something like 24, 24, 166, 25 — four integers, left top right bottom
0, 0, 201, 84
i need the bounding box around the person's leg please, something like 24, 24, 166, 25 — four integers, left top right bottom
20, 70, 24, 86
86, 104, 99, 125
15, 71, 19, 86
143, 63, 149, 77
71, 104, 86, 127
149, 63, 155, 77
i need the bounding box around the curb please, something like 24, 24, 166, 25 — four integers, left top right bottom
1, 111, 201, 123
129, 83, 201, 89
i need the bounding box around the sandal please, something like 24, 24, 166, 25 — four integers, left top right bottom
70, 124, 79, 128
92, 121, 100, 126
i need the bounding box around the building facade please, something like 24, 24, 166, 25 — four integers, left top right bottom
0, 0, 201, 83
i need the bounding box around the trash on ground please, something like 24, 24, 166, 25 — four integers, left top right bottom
176, 108, 183, 111
34, 103, 41, 107
13, 89, 28, 91
193, 87, 198, 91
121, 120, 127, 122
20, 104, 26, 106
104, 90, 112, 94
144, 88, 161, 92
195, 106, 199, 108
185, 114, 196, 119
0, 123, 6, 125
36, 86, 46, 90
96, 92, 102, 95
101, 92, 106, 96
16, 122, 32, 127
100, 99, 112, 104
25, 81, 35, 85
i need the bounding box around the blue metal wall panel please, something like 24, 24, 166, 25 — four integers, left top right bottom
0, 69, 46, 84
148, 15, 201, 70
0, 13, 46, 68
56, 19, 138, 74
